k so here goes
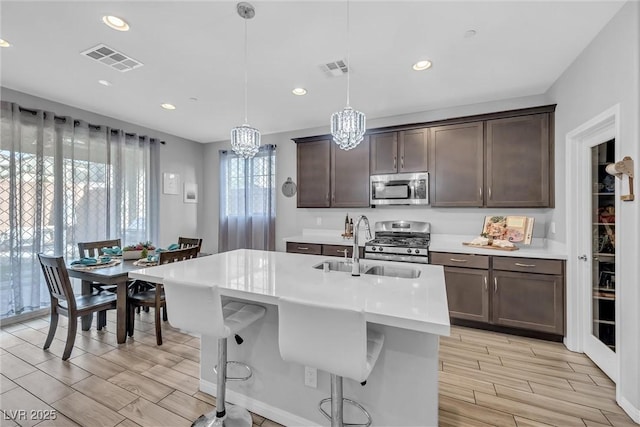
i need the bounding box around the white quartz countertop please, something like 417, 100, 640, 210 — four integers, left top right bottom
429, 234, 567, 260
130, 249, 450, 336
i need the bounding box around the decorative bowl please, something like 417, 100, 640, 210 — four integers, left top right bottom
123, 250, 155, 260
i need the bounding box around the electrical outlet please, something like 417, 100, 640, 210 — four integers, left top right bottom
304, 366, 317, 388
316, 217, 322, 226
550, 222, 556, 234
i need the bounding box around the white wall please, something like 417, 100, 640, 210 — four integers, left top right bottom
203, 94, 552, 254
0, 87, 205, 250
546, 0, 640, 419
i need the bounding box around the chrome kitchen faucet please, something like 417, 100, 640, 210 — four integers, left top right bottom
352, 215, 372, 276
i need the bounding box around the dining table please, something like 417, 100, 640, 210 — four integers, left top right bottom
66, 258, 149, 344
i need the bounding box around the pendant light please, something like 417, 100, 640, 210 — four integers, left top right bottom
330, 0, 366, 151
231, 2, 260, 159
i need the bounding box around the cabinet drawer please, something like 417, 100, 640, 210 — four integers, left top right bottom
493, 257, 563, 275
322, 244, 363, 258
286, 242, 322, 255
430, 252, 489, 269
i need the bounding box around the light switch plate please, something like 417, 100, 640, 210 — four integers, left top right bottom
304, 366, 317, 388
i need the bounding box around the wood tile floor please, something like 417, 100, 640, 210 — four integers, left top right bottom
0, 311, 636, 426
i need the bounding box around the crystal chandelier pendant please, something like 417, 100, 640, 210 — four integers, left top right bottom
231, 2, 260, 159
331, 106, 366, 150
230, 123, 261, 159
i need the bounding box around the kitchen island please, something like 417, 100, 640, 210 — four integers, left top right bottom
130, 249, 449, 426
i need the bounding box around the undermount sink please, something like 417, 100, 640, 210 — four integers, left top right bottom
364, 265, 421, 279
313, 260, 420, 279
312, 260, 359, 273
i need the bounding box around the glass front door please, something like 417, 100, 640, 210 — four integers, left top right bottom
591, 139, 616, 352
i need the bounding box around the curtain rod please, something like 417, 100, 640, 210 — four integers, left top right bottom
18, 105, 166, 145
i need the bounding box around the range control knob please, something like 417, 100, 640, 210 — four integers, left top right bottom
378, 247, 383, 252
415, 249, 420, 254
407, 249, 412, 254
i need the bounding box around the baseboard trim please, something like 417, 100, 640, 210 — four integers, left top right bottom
618, 395, 640, 424
200, 379, 317, 427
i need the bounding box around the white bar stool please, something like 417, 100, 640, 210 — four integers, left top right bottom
163, 279, 266, 427
278, 297, 384, 427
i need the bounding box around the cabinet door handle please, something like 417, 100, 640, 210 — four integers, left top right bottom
479, 187, 482, 200
515, 262, 536, 268
326, 193, 329, 202
337, 249, 348, 254
494, 277, 498, 293
401, 156, 404, 169
297, 246, 309, 250
488, 187, 492, 200
393, 156, 397, 170
484, 276, 488, 291
449, 258, 468, 263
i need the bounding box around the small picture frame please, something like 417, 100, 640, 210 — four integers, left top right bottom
184, 183, 197, 203
163, 172, 180, 195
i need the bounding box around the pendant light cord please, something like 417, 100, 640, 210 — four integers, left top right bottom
243, 17, 249, 124
346, 0, 350, 107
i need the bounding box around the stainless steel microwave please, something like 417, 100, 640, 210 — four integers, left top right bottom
370, 172, 429, 206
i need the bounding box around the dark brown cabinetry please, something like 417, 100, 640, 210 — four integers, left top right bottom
429, 123, 484, 207
492, 257, 564, 335
331, 137, 370, 207
370, 129, 428, 175
286, 242, 363, 259
430, 252, 490, 323
295, 137, 370, 208
486, 114, 551, 207
431, 252, 565, 337
296, 139, 331, 208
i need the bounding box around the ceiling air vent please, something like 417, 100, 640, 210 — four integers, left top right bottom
81, 44, 143, 72
320, 59, 348, 78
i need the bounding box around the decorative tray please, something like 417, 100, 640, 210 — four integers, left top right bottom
133, 258, 158, 267
462, 242, 519, 251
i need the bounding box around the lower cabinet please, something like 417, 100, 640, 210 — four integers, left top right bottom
431, 252, 565, 337
286, 242, 364, 258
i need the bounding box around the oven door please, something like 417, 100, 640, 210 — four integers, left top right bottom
370, 172, 429, 205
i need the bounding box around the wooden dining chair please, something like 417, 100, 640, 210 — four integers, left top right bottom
177, 237, 203, 253
38, 254, 117, 360
77, 239, 122, 294
128, 245, 200, 345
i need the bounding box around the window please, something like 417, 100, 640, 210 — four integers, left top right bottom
0, 102, 159, 319
219, 145, 276, 252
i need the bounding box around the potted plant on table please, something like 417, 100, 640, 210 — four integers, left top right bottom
123, 241, 156, 260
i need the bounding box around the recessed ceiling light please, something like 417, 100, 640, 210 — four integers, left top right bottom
0, 39, 11, 48
98, 80, 112, 86
464, 29, 478, 38
161, 103, 176, 110
102, 15, 130, 32
189, 97, 198, 102
412, 60, 432, 71
292, 88, 307, 96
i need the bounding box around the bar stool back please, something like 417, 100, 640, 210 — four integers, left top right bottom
278, 297, 384, 427
164, 279, 266, 427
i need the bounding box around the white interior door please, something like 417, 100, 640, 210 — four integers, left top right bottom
577, 135, 619, 382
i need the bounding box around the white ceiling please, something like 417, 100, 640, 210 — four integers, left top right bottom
0, 1, 626, 143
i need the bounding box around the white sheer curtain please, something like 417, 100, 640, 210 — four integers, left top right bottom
219, 145, 276, 252
0, 101, 159, 319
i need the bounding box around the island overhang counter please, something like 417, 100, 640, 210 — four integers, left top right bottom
130, 249, 450, 426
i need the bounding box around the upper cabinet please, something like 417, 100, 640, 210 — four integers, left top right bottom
430, 111, 554, 208
486, 114, 551, 207
331, 136, 370, 207
295, 137, 370, 208
370, 129, 428, 175
294, 105, 555, 209
429, 122, 484, 207
296, 139, 331, 208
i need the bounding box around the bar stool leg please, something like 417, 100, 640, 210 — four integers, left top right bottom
192, 338, 252, 427
331, 374, 344, 427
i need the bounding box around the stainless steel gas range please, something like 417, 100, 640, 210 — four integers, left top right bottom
364, 220, 431, 264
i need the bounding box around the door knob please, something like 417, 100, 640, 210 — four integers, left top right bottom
578, 255, 588, 261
